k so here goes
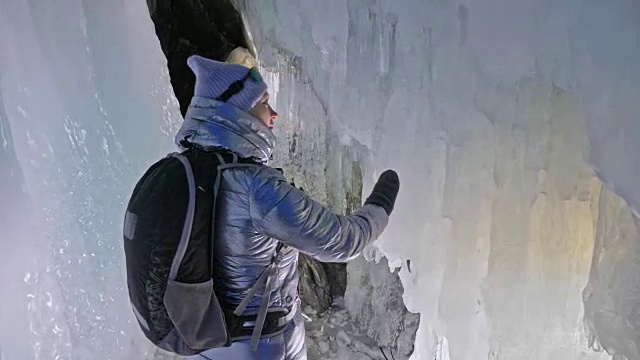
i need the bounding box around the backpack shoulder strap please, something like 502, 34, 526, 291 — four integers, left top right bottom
231, 241, 286, 350
166, 153, 197, 281
210, 152, 233, 275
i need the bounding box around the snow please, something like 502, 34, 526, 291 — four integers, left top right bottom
0, 0, 638, 359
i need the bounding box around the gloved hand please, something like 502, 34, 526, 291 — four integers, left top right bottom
364, 170, 400, 215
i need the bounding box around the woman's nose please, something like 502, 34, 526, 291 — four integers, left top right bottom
269, 105, 278, 119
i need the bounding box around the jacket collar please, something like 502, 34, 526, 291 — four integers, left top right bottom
174, 97, 276, 164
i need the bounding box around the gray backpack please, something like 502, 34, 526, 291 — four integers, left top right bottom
123, 149, 293, 355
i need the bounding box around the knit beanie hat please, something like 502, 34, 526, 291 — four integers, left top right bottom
187, 55, 268, 112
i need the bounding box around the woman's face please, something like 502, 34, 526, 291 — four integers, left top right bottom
249, 93, 278, 129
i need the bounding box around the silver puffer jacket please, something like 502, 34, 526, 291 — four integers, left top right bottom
177, 97, 389, 358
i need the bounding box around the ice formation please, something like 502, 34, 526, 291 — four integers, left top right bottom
0, 0, 639, 359
0, 0, 180, 358
241, 0, 640, 359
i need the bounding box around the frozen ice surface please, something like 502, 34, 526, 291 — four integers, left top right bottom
0, 0, 181, 358
240, 0, 640, 359
0, 0, 639, 359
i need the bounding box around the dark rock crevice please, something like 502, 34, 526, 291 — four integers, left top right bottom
146, 0, 248, 115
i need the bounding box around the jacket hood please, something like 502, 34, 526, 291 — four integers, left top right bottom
175, 97, 276, 163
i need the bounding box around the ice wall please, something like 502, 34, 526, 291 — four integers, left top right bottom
240, 0, 640, 359
1, 0, 638, 359
572, 1, 640, 217
0, 0, 182, 358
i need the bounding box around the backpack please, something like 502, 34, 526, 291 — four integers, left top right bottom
123, 148, 293, 355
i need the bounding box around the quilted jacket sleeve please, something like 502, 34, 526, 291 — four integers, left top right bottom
249, 167, 389, 263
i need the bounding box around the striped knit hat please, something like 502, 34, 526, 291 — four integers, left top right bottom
187, 55, 268, 112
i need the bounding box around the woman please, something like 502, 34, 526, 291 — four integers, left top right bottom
177, 54, 400, 360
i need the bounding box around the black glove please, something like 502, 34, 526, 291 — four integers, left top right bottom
364, 170, 399, 215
